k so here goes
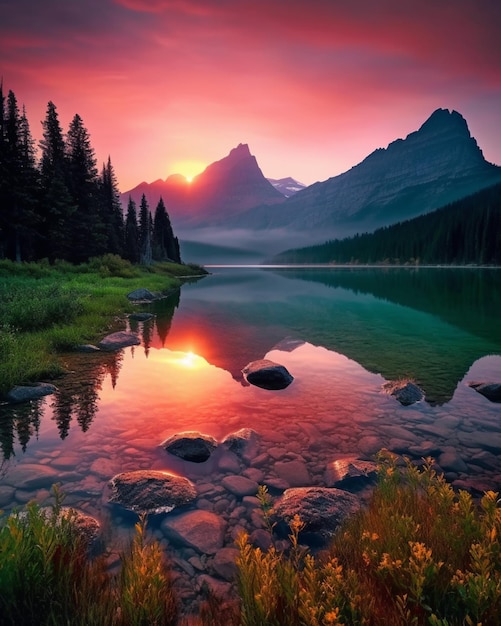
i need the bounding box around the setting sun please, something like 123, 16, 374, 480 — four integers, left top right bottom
171, 160, 206, 184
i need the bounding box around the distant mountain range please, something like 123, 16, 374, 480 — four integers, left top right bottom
121, 108, 501, 260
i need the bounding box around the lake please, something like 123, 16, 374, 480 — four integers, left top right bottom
1, 266, 500, 605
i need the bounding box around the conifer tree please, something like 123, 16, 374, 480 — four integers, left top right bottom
124, 196, 140, 263
65, 113, 105, 262
39, 101, 75, 260
100, 156, 124, 256
0, 89, 39, 261
152, 196, 181, 263
138, 193, 152, 265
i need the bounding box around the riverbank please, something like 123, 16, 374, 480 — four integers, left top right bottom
0, 255, 207, 397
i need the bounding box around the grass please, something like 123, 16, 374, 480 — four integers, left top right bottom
0, 486, 178, 625
0, 255, 206, 396
235, 452, 501, 626
1, 455, 499, 625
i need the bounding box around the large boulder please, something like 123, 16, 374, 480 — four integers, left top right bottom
468, 382, 501, 403
162, 431, 218, 463
242, 359, 293, 390
7, 382, 58, 403
127, 288, 157, 301
161, 510, 227, 554
98, 331, 140, 351
108, 470, 196, 514
273, 486, 360, 540
382, 380, 424, 405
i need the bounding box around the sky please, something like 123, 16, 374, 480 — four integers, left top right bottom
2, 0, 501, 191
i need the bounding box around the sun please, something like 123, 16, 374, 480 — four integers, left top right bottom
171, 160, 205, 183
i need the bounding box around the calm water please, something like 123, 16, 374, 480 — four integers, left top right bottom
1, 266, 501, 569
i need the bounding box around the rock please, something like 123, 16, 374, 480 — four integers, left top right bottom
242, 359, 294, 390
7, 382, 58, 403
162, 431, 218, 463
382, 380, 424, 405
221, 475, 259, 497
324, 457, 378, 489
127, 288, 157, 301
211, 547, 239, 581
161, 510, 226, 554
75, 344, 100, 352
438, 449, 468, 473
468, 382, 501, 403
221, 428, 259, 459
98, 331, 140, 351
3, 464, 60, 489
273, 487, 360, 540
14, 507, 100, 548
274, 459, 311, 487
58, 508, 101, 546
108, 470, 196, 514
129, 312, 155, 321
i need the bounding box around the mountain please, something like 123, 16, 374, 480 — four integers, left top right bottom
271, 182, 501, 265
120, 143, 285, 227
225, 109, 501, 235
267, 177, 306, 197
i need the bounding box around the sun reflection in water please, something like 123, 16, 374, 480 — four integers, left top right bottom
163, 350, 208, 369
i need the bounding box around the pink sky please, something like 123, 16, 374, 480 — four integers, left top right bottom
2, 0, 501, 191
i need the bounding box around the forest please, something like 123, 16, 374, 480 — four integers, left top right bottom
272, 182, 501, 265
0, 84, 180, 265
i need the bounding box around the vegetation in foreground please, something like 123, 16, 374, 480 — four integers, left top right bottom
0, 255, 206, 396
1, 453, 500, 625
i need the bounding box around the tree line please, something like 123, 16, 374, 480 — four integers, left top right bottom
272, 182, 501, 265
0, 83, 180, 264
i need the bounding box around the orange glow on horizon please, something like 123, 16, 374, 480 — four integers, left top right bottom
171, 160, 206, 183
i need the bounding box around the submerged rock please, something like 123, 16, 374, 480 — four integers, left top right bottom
108, 470, 196, 514
468, 381, 501, 403
161, 510, 226, 554
273, 486, 360, 540
382, 380, 424, 405
324, 457, 378, 489
7, 382, 58, 403
242, 359, 293, 390
162, 431, 218, 463
98, 331, 140, 351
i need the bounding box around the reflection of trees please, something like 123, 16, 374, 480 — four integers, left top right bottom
0, 291, 181, 460
154, 290, 180, 347
0, 399, 44, 460
51, 351, 123, 438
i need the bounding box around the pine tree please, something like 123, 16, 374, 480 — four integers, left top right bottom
65, 113, 105, 262
39, 101, 75, 260
138, 194, 152, 265
100, 156, 124, 256
124, 196, 140, 263
0, 89, 39, 261
152, 196, 181, 263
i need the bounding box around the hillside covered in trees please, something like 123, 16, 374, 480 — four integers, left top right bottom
0, 84, 180, 264
271, 182, 501, 265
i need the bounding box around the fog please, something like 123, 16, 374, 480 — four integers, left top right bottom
178, 226, 354, 265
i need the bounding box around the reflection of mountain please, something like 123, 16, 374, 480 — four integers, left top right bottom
154, 268, 500, 405
148, 300, 286, 384
270, 268, 501, 346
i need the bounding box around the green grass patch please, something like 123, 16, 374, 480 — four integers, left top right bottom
0, 256, 206, 396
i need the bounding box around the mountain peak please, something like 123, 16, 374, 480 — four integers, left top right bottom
417, 108, 469, 136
